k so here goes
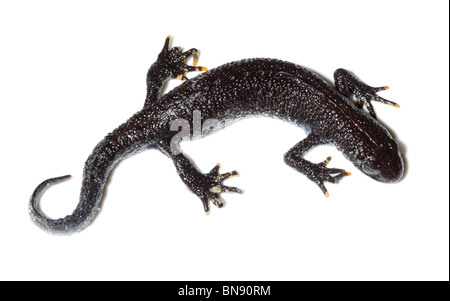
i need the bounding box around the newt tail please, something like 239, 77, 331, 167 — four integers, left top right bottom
30, 133, 159, 234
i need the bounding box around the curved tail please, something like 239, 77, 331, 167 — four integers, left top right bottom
29, 135, 126, 234
29, 171, 107, 235
29, 157, 115, 235
28, 175, 85, 234
29, 109, 161, 235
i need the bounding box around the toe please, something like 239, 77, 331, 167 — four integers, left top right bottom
222, 185, 242, 194
218, 171, 239, 181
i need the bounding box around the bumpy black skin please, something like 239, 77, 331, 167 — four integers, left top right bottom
30, 37, 404, 234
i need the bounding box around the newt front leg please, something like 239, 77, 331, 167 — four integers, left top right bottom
284, 134, 351, 197
334, 68, 399, 118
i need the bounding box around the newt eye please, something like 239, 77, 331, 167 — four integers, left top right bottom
362, 164, 378, 176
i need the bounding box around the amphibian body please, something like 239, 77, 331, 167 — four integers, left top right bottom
30, 36, 404, 234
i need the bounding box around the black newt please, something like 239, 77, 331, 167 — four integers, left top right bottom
30, 36, 404, 234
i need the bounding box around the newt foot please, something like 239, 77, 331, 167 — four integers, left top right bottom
158, 35, 207, 81
199, 163, 241, 214
355, 84, 399, 118
311, 156, 351, 197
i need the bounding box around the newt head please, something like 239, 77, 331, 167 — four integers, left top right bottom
356, 139, 404, 183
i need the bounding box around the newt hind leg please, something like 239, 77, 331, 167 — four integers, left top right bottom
158, 141, 241, 214
144, 36, 207, 109
284, 135, 351, 196
334, 68, 399, 119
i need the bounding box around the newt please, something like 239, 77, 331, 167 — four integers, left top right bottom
30, 36, 404, 234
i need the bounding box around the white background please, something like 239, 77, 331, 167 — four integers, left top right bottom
0, 0, 448, 281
